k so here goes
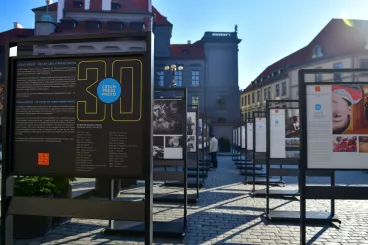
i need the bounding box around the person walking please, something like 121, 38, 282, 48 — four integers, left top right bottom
209, 134, 218, 168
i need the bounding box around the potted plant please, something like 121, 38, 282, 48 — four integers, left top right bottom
13, 176, 56, 239
52, 176, 76, 225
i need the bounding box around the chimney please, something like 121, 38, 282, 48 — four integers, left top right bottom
57, 0, 65, 22
85, 0, 90, 10
147, 0, 152, 12
187, 40, 191, 44
102, 0, 112, 11
13, 22, 24, 29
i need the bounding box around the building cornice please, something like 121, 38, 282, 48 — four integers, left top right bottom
241, 49, 368, 95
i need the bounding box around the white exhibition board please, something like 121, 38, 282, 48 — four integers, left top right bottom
241, 125, 246, 148
247, 123, 253, 150
306, 84, 368, 169
236, 127, 241, 147
255, 117, 266, 152
270, 109, 286, 158
233, 128, 236, 145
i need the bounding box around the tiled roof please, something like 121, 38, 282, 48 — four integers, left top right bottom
170, 41, 205, 59
32, 1, 171, 25
242, 18, 367, 93
0, 28, 34, 45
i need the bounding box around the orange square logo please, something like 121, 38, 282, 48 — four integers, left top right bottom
315, 86, 321, 92
38, 153, 50, 166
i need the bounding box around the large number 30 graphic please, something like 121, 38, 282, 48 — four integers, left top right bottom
77, 59, 143, 122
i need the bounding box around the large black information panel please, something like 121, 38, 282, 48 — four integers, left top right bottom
12, 56, 146, 177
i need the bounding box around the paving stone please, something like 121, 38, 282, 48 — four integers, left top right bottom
11, 156, 368, 244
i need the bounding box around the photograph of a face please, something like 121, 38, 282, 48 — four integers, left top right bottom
164, 136, 184, 159
359, 136, 368, 153
187, 136, 196, 152
285, 109, 300, 138
153, 99, 184, 135
187, 112, 196, 136
332, 85, 368, 134
153, 136, 164, 160
332, 135, 357, 152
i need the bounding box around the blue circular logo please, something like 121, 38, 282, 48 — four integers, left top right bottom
275, 120, 279, 124
97, 78, 121, 104
315, 104, 322, 111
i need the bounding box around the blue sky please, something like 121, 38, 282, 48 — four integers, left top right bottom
1, 0, 368, 89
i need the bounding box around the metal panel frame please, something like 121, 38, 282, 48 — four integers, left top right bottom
1, 32, 154, 245
299, 68, 368, 245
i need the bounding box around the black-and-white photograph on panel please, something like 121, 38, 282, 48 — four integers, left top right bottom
187, 111, 197, 152
187, 136, 196, 152
187, 112, 196, 136
153, 99, 184, 135
153, 99, 185, 159
165, 136, 184, 158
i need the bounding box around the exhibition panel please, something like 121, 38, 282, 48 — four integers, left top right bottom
298, 68, 368, 245
1, 33, 154, 245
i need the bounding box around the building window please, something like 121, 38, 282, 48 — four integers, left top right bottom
360, 59, 368, 68
333, 62, 343, 82
85, 21, 101, 30
314, 45, 323, 57
267, 87, 272, 99
252, 93, 255, 103
107, 21, 124, 30
73, 0, 83, 7
264, 89, 267, 101
156, 70, 164, 87
191, 71, 199, 86
192, 96, 199, 108
174, 70, 183, 86
247, 95, 250, 105
257, 91, 260, 102
276, 84, 280, 97
282, 82, 286, 96
315, 67, 322, 82
241, 97, 244, 106
111, 3, 121, 9
217, 95, 225, 109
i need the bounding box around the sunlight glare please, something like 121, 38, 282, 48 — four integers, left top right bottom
341, 9, 354, 27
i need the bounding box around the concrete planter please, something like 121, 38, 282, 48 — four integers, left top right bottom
52, 186, 72, 225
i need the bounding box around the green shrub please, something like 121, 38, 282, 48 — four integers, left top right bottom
14, 176, 56, 197
219, 137, 231, 152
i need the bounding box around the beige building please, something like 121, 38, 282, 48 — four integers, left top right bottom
241, 18, 368, 120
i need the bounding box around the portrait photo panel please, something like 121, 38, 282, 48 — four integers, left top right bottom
332, 85, 368, 135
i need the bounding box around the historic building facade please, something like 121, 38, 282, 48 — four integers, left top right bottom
240, 18, 368, 120
0, 0, 241, 141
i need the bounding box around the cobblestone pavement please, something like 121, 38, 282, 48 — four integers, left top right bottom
15, 156, 368, 245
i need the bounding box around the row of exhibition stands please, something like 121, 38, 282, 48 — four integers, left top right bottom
104, 88, 212, 237
232, 100, 337, 224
